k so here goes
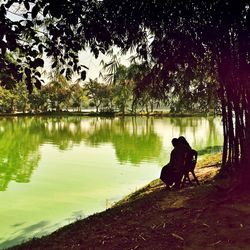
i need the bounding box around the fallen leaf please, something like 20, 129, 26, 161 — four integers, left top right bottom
209, 240, 222, 246
202, 223, 210, 228
171, 233, 184, 241
131, 245, 139, 250
139, 234, 146, 241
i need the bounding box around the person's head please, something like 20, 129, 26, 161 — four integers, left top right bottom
178, 136, 189, 146
171, 138, 179, 147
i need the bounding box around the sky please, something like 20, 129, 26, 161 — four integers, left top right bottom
71, 49, 132, 83
6, 5, 133, 85
43, 48, 133, 85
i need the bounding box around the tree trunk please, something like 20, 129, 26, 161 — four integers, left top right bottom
239, 87, 250, 189
150, 102, 154, 113
219, 85, 228, 169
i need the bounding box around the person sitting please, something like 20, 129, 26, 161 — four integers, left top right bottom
171, 137, 191, 188
178, 136, 199, 186
160, 138, 189, 189
160, 138, 178, 189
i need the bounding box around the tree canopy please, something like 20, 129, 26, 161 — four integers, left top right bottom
1, 0, 250, 186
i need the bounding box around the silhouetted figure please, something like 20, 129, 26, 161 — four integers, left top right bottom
160, 138, 178, 189
178, 136, 192, 173
171, 137, 191, 188
178, 136, 191, 149
181, 149, 200, 186
178, 136, 200, 187
160, 138, 188, 189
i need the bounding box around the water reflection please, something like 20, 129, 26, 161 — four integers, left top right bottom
0, 118, 41, 191
85, 117, 162, 164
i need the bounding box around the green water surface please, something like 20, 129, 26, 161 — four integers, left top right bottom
0, 116, 223, 248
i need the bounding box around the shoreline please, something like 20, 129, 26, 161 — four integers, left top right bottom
0, 111, 221, 118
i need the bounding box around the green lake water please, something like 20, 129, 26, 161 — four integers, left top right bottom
0, 116, 223, 249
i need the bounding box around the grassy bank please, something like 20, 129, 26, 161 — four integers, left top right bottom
10, 153, 250, 250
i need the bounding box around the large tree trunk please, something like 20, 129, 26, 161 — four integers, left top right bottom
219, 85, 228, 169
218, 56, 250, 189
239, 87, 250, 189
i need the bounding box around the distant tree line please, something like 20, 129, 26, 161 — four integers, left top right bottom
0, 60, 219, 114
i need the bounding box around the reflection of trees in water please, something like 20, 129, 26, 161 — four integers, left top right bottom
114, 117, 162, 164
0, 116, 163, 190
84, 117, 114, 146
0, 116, 91, 191
191, 117, 222, 152
114, 132, 162, 165
169, 117, 200, 134
0, 118, 41, 191
206, 117, 221, 146
0, 117, 86, 190
42, 117, 86, 150
169, 117, 222, 151
85, 117, 162, 164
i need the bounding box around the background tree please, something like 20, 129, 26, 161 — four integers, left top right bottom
0, 86, 16, 113
70, 83, 85, 112
47, 71, 71, 111
85, 79, 110, 113
28, 86, 49, 112
14, 81, 29, 113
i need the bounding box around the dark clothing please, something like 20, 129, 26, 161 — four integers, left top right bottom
161, 143, 190, 187
169, 143, 190, 173
160, 164, 175, 186
183, 149, 198, 173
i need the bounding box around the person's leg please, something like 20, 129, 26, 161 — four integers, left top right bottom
172, 172, 183, 189
160, 165, 172, 189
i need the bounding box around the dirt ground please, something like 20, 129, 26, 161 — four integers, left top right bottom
9, 154, 250, 250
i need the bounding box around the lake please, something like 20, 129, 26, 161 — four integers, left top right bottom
0, 116, 223, 249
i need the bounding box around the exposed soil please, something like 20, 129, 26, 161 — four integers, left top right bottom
9, 154, 250, 250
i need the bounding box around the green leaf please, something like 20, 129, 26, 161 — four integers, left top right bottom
82, 65, 89, 70
81, 71, 86, 81
24, 1, 30, 10
32, 4, 40, 19
66, 68, 71, 80
35, 71, 41, 78
34, 78, 41, 89
26, 77, 33, 94
33, 58, 44, 68
52, 61, 57, 68
43, 5, 49, 16
24, 67, 31, 77
38, 44, 44, 53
